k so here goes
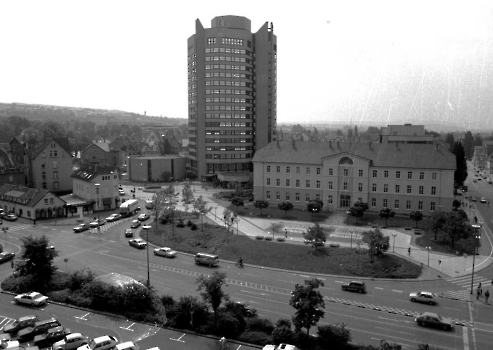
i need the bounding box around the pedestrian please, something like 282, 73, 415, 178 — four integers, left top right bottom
486, 290, 490, 303
408, 247, 411, 256
479, 282, 482, 295
285, 229, 288, 238
11, 260, 14, 269
477, 288, 480, 299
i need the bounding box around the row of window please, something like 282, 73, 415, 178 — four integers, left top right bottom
266, 165, 438, 181
373, 184, 437, 195
205, 81, 252, 87
205, 89, 248, 95
207, 163, 252, 171
41, 171, 58, 180
205, 72, 251, 79
204, 122, 252, 128
205, 146, 251, 151
205, 138, 251, 143
205, 64, 250, 71
205, 130, 252, 135
205, 154, 252, 159
41, 181, 60, 190
41, 161, 58, 169
206, 105, 252, 111
205, 47, 251, 55
205, 56, 251, 64
264, 192, 438, 211
205, 113, 252, 119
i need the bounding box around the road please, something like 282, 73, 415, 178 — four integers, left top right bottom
0, 182, 491, 349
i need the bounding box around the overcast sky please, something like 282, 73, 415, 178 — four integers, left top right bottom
1, 0, 492, 129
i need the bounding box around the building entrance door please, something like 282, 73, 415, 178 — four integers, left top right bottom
340, 195, 351, 208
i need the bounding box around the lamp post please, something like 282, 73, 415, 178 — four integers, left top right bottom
470, 224, 481, 294
95, 183, 101, 238
426, 246, 432, 267
143, 225, 152, 288
272, 222, 275, 239
391, 233, 397, 253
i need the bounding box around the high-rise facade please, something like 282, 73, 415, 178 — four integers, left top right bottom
187, 16, 277, 181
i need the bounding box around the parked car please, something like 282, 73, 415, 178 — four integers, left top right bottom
53, 332, 90, 350
14, 292, 49, 306
124, 229, 134, 237
73, 223, 90, 233
77, 335, 118, 350
106, 213, 122, 222
415, 312, 453, 330
129, 238, 147, 249
410, 291, 437, 305
4, 214, 17, 221
154, 247, 177, 258
137, 213, 150, 221
115, 341, 140, 350
232, 301, 257, 317
130, 220, 141, 228
89, 219, 106, 228
470, 196, 477, 202
341, 281, 367, 293
33, 326, 72, 349
481, 197, 487, 203
1, 315, 39, 335
119, 190, 125, 196
17, 318, 61, 343
0, 251, 15, 263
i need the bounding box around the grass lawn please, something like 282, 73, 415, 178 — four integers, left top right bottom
414, 230, 477, 256
141, 214, 422, 279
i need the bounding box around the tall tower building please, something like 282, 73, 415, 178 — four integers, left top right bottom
187, 15, 277, 182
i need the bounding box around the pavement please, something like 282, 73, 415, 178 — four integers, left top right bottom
34, 183, 493, 286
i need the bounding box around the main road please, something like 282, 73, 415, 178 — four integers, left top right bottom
0, 184, 491, 349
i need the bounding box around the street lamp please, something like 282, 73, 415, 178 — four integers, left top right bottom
470, 224, 481, 294
426, 246, 432, 267
391, 233, 397, 253
95, 183, 101, 238
143, 225, 152, 288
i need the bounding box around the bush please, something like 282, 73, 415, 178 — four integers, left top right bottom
276, 318, 292, 328
1, 274, 37, 293
191, 223, 198, 230
245, 317, 275, 334
215, 310, 244, 338
187, 220, 193, 227
317, 323, 352, 349
237, 331, 272, 346
277, 237, 285, 242
256, 235, 265, 240
47, 289, 71, 303
272, 326, 294, 344
264, 236, 273, 241
69, 268, 95, 291
176, 219, 185, 228
160, 294, 176, 308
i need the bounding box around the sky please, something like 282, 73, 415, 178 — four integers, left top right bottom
1, 0, 493, 130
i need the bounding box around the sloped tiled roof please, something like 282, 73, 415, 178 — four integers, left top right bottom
253, 141, 456, 170
31, 137, 72, 159
0, 184, 52, 207
84, 141, 110, 153
71, 165, 119, 183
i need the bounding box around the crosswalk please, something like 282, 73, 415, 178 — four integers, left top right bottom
0, 315, 15, 329
449, 274, 492, 290
436, 274, 492, 301
0, 223, 35, 234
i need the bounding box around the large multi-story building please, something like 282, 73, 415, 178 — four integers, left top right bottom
187, 15, 277, 182
253, 141, 456, 215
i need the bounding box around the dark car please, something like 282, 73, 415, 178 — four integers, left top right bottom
17, 318, 61, 343
1, 315, 39, 336
73, 223, 89, 233
33, 326, 71, 349
124, 229, 133, 238
415, 312, 453, 330
0, 251, 15, 263
232, 301, 257, 317
137, 213, 150, 221
341, 281, 367, 293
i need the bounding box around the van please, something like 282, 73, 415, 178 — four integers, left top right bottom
194, 253, 219, 267
115, 341, 140, 350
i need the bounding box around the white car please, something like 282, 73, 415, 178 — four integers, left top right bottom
14, 292, 49, 306
129, 238, 147, 249
154, 247, 177, 258
410, 291, 437, 305
119, 190, 125, 196
106, 213, 122, 222
77, 335, 118, 350
481, 197, 487, 203
0, 339, 20, 349
53, 333, 90, 350
89, 219, 106, 228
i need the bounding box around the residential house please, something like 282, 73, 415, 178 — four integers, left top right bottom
81, 141, 121, 168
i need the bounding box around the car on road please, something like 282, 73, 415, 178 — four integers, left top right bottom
481, 197, 487, 203
478, 178, 482, 181
77, 335, 118, 350
106, 213, 122, 222
1, 315, 39, 335
33, 326, 72, 349
138, 213, 150, 221
73, 223, 90, 233
4, 214, 17, 221
470, 196, 477, 202
341, 281, 366, 293
53, 332, 90, 350
89, 219, 106, 228
0, 251, 15, 263
154, 247, 177, 258
145, 199, 154, 209
409, 291, 437, 305
415, 312, 453, 330
14, 292, 49, 306
303, 239, 325, 247
124, 229, 133, 237
129, 238, 147, 249
473, 179, 477, 183
119, 189, 125, 196
130, 220, 141, 228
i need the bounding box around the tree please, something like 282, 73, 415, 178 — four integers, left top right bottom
409, 211, 423, 228
462, 131, 474, 160
278, 201, 294, 217
348, 201, 368, 220
317, 323, 352, 350
231, 196, 244, 214
307, 199, 323, 219
453, 141, 468, 186
444, 133, 455, 151
222, 208, 238, 233
452, 199, 461, 210
182, 184, 194, 204
302, 222, 327, 250
290, 278, 325, 337
363, 228, 390, 263
16, 235, 58, 286
428, 211, 447, 240
196, 271, 229, 327
193, 195, 210, 235
473, 133, 483, 147
443, 211, 469, 248
253, 199, 269, 215
378, 208, 395, 226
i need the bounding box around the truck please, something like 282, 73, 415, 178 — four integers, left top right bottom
120, 199, 139, 217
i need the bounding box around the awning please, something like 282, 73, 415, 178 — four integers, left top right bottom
59, 193, 91, 207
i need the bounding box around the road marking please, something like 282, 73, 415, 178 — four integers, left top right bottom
299, 274, 310, 278
119, 322, 135, 331
375, 287, 384, 290
75, 312, 90, 320
335, 280, 344, 284
392, 290, 402, 293
170, 333, 185, 343
243, 273, 261, 278
443, 306, 461, 311
463, 327, 469, 350
240, 290, 270, 296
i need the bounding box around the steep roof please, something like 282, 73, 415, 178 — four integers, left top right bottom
84, 141, 110, 153
0, 184, 52, 207
253, 141, 456, 170
30, 137, 72, 159
71, 165, 119, 183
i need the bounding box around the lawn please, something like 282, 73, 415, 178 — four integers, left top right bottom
141, 214, 422, 279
